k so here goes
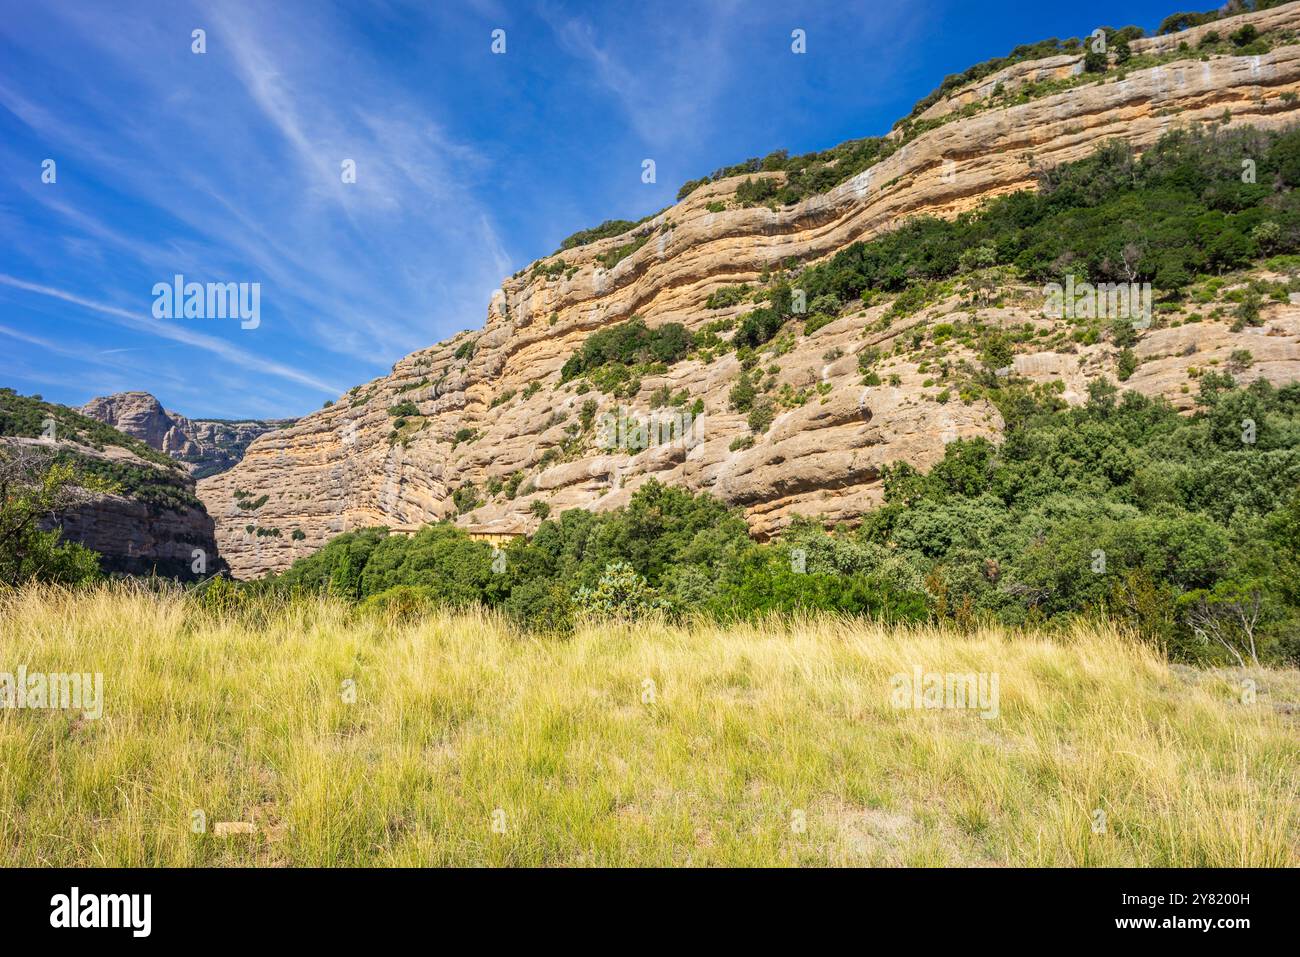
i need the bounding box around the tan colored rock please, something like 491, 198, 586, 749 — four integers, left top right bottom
82, 391, 291, 478
200, 4, 1300, 578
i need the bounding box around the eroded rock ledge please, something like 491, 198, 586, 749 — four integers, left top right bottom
200, 3, 1300, 578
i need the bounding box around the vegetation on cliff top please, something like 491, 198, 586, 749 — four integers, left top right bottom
0, 388, 179, 469
552, 2, 1291, 254
1158, 1, 1291, 36
799, 124, 1300, 307
678, 135, 897, 207
557, 215, 656, 251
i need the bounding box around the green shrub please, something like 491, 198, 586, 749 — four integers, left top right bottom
573, 562, 669, 621
560, 317, 691, 382
503, 577, 574, 633
1230, 24, 1259, 47
559, 214, 660, 251
747, 400, 776, 433
729, 372, 757, 413
735, 176, 780, 205
452, 483, 480, 515
597, 232, 651, 269
705, 285, 751, 309
1117, 347, 1139, 381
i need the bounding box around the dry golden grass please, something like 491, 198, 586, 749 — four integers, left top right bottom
0, 582, 1295, 866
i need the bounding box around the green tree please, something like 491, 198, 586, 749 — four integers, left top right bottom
0, 447, 103, 587
729, 372, 757, 412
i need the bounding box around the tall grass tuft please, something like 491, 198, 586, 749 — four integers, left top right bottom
0, 583, 1295, 866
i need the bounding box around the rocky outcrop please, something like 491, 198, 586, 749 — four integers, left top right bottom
201, 3, 1300, 579
906, 2, 1300, 128
82, 391, 291, 478
81, 392, 190, 455
50, 488, 221, 579
0, 389, 223, 578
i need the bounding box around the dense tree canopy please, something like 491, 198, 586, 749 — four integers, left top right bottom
799, 126, 1300, 309
253, 378, 1300, 667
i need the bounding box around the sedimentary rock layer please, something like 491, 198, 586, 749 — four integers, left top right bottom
200, 3, 1300, 578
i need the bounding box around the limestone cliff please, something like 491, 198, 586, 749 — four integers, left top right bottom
82, 391, 292, 478
0, 390, 222, 578
201, 2, 1300, 579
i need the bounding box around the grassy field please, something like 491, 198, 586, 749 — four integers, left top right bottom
0, 583, 1296, 867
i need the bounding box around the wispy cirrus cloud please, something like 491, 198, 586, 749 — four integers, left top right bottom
0, 0, 515, 416
541, 1, 742, 148
0, 0, 1115, 420
0, 275, 343, 394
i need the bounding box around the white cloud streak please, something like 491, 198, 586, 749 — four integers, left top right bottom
0, 274, 344, 395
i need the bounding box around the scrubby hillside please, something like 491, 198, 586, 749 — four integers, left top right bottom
202, 2, 1300, 579
243, 371, 1300, 669
0, 388, 221, 578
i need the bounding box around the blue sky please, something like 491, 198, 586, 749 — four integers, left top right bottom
1, 0, 1183, 419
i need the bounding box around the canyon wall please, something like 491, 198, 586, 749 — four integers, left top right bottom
201, 3, 1300, 579
0, 430, 222, 579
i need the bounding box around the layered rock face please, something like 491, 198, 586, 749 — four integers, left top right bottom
1, 431, 222, 579
906, 3, 1300, 127
82, 391, 291, 478
201, 3, 1300, 579
51, 490, 221, 578
81, 392, 190, 455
